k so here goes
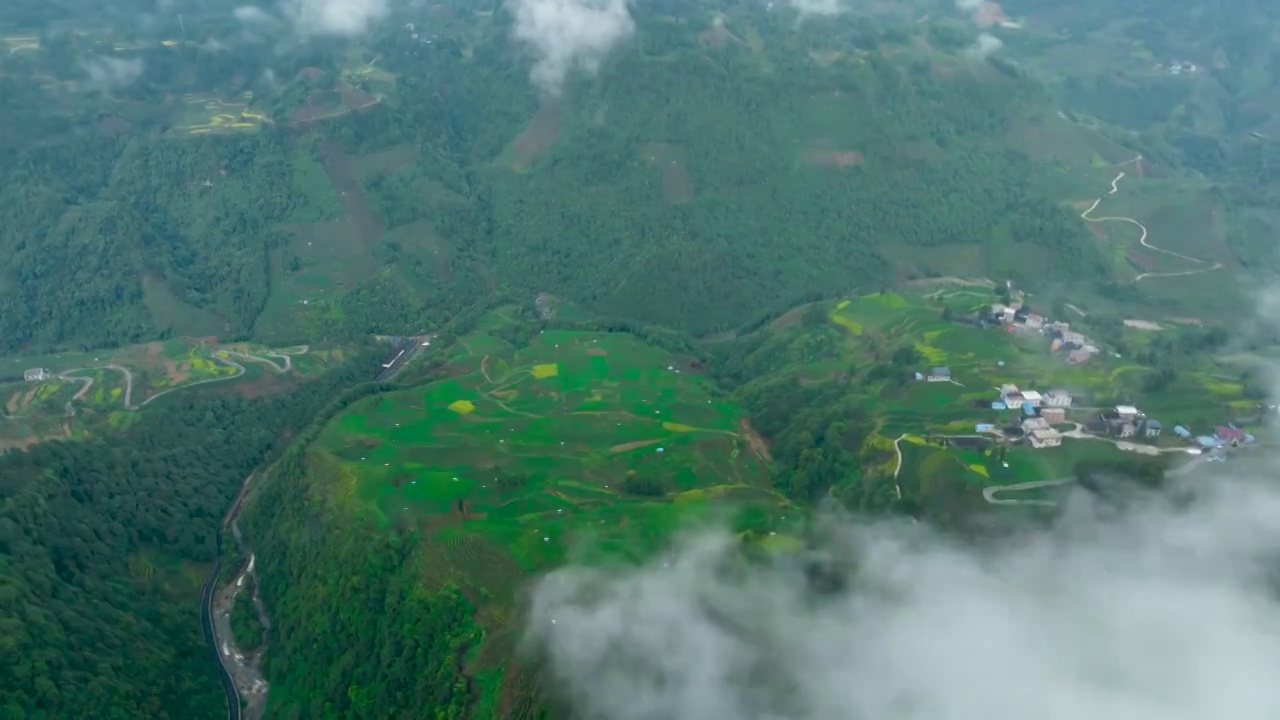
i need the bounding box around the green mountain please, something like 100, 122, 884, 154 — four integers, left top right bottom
0, 0, 1272, 718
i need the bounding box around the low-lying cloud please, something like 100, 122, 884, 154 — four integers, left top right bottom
509, 0, 635, 95
965, 32, 1002, 59
84, 56, 145, 92
526, 468, 1280, 719
280, 0, 388, 37
786, 0, 847, 17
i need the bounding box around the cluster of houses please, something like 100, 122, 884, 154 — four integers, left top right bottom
1170, 422, 1253, 459
1081, 405, 1163, 441
985, 304, 1101, 364
972, 384, 1075, 449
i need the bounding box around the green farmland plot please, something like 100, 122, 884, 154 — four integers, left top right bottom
277, 324, 797, 714
313, 326, 792, 564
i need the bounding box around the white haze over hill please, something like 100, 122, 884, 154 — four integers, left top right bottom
525, 464, 1280, 719
84, 56, 145, 92
966, 32, 1002, 59
786, 0, 847, 18
281, 0, 388, 36
509, 0, 636, 95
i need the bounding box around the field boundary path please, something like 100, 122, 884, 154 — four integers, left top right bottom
1080, 157, 1223, 282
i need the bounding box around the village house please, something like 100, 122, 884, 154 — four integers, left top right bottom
1044, 389, 1073, 407
23, 368, 49, 382
1029, 428, 1063, 449
1115, 405, 1141, 421
1216, 425, 1246, 446
1173, 424, 1191, 439
1067, 348, 1094, 364
1020, 390, 1043, 407
1143, 419, 1162, 438
927, 366, 951, 382
1024, 314, 1045, 330
1060, 331, 1085, 345
1022, 416, 1049, 431
1040, 407, 1066, 424
1119, 422, 1136, 438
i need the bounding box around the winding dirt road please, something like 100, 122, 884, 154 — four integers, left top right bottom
1080, 158, 1223, 282
55, 346, 307, 416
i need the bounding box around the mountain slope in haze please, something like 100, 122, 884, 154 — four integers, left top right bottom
0, 2, 1135, 352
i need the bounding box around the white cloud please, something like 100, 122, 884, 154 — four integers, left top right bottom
280, 0, 388, 37
83, 56, 145, 92
966, 32, 1003, 59
787, 0, 847, 18
509, 0, 636, 95
525, 469, 1280, 720
234, 5, 277, 25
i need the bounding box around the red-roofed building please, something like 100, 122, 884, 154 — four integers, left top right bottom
1216, 425, 1246, 445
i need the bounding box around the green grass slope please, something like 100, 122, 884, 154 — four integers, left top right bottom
246, 320, 792, 719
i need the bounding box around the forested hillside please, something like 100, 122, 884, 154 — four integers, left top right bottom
0, 1, 1266, 719
0, 0, 1123, 352
0, 349, 377, 718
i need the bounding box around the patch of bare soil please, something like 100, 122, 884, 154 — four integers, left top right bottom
511, 101, 562, 170
770, 306, 807, 330
585, 347, 608, 356
805, 148, 865, 167
738, 417, 773, 463
609, 439, 662, 453
641, 143, 694, 204
230, 374, 293, 399
162, 358, 191, 384
340, 86, 378, 110
0, 434, 43, 451
98, 116, 133, 136
6, 392, 21, 414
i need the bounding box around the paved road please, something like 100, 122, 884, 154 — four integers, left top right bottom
982, 479, 1071, 507
201, 555, 241, 720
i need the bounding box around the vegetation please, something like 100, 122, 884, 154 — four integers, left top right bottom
0, 347, 378, 719
243, 312, 792, 718
0, 0, 1271, 718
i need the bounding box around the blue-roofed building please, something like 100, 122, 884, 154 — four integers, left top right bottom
1196, 435, 1221, 449
914, 372, 924, 381
991, 401, 1007, 410
976, 423, 995, 433
1023, 401, 1036, 416
1174, 425, 1191, 438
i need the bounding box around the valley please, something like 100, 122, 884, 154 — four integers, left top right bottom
0, 0, 1275, 718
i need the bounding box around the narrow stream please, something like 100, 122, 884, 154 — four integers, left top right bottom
210, 475, 274, 719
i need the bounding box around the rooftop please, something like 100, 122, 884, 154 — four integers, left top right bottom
1021, 390, 1043, 401
1116, 405, 1139, 415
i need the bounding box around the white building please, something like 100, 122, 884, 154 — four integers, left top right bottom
1021, 390, 1043, 407
1116, 405, 1140, 420
23, 368, 49, 382
1044, 390, 1073, 407
1029, 428, 1063, 449
1022, 416, 1049, 431
1061, 331, 1085, 345
1024, 314, 1044, 329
